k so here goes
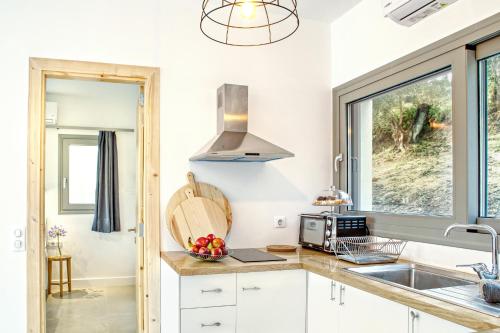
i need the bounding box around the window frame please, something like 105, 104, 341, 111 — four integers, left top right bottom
58, 134, 98, 214
478, 35, 500, 224
332, 16, 500, 251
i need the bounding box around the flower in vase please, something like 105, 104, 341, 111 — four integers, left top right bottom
48, 225, 67, 257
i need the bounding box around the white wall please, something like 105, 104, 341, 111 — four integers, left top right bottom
159, 1, 332, 251
0, 1, 332, 331
45, 79, 139, 287
330, 0, 500, 270
331, 0, 500, 86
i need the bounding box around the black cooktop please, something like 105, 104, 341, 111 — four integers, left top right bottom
230, 248, 287, 263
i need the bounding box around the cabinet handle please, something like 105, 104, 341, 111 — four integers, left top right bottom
410, 310, 419, 333
201, 322, 221, 328
330, 281, 336, 302
242, 286, 261, 291
201, 288, 223, 294
339, 285, 346, 306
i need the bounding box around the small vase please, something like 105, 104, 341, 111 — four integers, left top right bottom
57, 235, 62, 257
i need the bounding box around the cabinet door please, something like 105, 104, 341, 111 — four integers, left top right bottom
307, 272, 339, 333
409, 308, 474, 333
338, 285, 408, 333
237, 270, 306, 333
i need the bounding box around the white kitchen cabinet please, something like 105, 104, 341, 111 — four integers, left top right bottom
408, 308, 474, 333
163, 260, 476, 333
307, 272, 407, 333
338, 283, 408, 333
181, 306, 236, 333
237, 269, 307, 333
307, 272, 339, 333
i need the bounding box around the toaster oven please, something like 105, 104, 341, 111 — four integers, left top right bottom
299, 213, 368, 253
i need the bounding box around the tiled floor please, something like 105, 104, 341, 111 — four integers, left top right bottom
46, 286, 137, 333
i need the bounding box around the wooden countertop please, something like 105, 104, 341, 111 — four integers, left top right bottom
161, 249, 500, 331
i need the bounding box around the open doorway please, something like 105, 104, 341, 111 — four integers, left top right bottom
44, 78, 140, 332
27, 58, 160, 333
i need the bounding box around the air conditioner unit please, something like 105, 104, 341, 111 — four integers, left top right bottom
382, 0, 458, 26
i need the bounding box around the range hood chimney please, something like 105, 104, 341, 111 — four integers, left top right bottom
190, 84, 294, 162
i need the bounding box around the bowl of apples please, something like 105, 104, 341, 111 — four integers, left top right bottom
187, 234, 231, 262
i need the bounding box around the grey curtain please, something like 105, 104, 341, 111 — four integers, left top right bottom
92, 131, 120, 233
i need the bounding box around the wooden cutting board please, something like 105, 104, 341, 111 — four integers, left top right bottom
172, 188, 228, 249
167, 172, 232, 245
266, 245, 297, 253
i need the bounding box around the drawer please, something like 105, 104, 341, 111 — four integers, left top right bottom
181, 306, 236, 333
180, 273, 236, 309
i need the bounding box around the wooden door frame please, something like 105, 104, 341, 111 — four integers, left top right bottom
27, 58, 161, 333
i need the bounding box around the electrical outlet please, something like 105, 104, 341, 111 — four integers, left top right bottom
273, 216, 287, 228
12, 227, 26, 252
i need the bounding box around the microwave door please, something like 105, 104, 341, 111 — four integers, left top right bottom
302, 218, 326, 247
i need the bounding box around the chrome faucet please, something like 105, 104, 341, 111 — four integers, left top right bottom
444, 224, 499, 280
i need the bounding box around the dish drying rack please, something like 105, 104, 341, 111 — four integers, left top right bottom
331, 236, 408, 265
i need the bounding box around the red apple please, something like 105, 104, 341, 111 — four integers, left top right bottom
191, 245, 200, 253
198, 247, 210, 255
206, 234, 216, 242
212, 238, 225, 249
221, 248, 228, 255
211, 248, 223, 256
195, 237, 209, 248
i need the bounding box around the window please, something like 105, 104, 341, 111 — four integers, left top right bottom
479, 37, 500, 218
59, 135, 98, 214
333, 21, 500, 249
335, 45, 477, 247
348, 69, 453, 217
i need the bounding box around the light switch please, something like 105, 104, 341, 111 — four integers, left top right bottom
12, 227, 26, 252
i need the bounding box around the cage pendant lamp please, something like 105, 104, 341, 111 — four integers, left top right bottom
201, 0, 299, 46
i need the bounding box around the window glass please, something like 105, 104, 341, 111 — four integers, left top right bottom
481, 53, 500, 217
68, 144, 98, 204
349, 69, 453, 216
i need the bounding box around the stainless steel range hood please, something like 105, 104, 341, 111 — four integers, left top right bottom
190, 84, 294, 162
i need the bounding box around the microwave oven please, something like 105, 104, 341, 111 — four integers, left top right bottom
299, 213, 368, 253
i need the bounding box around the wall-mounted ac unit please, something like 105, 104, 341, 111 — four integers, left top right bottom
45, 101, 58, 125
382, 0, 458, 26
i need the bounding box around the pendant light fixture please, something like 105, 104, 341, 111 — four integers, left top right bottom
201, 0, 299, 46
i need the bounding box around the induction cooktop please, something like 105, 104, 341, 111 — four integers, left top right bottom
230, 248, 287, 263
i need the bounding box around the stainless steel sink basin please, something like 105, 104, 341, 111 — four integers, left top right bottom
346, 263, 475, 290
345, 263, 500, 317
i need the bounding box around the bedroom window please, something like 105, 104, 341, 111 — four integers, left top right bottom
59, 134, 98, 214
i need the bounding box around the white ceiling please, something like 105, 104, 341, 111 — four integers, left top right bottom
298, 0, 362, 23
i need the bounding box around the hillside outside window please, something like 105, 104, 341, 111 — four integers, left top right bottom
348, 68, 453, 217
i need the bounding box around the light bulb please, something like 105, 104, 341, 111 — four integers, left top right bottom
240, 0, 256, 19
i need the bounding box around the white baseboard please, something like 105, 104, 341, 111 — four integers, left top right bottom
50, 276, 135, 289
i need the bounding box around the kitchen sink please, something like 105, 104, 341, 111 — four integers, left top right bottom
345, 263, 500, 317
346, 264, 475, 290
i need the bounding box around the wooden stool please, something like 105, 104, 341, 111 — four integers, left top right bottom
47, 255, 72, 297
